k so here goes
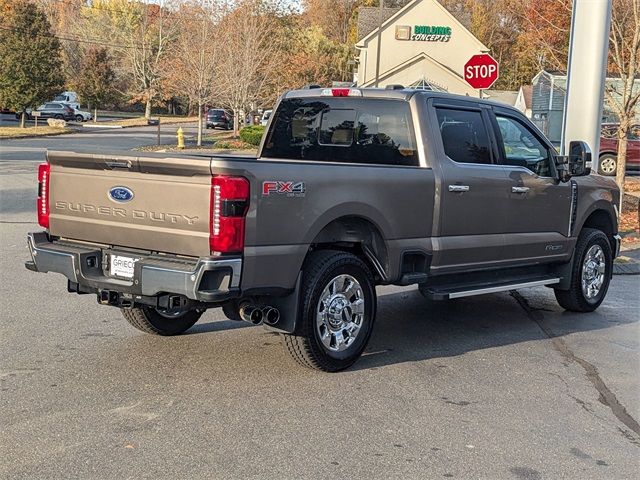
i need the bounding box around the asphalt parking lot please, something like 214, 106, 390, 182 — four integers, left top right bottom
1, 159, 639, 479
0, 114, 200, 162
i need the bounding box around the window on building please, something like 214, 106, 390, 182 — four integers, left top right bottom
263, 98, 418, 166
495, 115, 551, 176
435, 108, 492, 164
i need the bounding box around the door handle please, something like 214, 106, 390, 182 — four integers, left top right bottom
511, 186, 530, 194
448, 185, 470, 192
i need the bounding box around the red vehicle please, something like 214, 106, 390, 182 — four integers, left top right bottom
599, 123, 640, 175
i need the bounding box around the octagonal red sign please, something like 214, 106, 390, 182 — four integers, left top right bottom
464, 54, 499, 90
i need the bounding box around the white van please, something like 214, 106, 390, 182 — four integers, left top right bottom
53, 91, 80, 110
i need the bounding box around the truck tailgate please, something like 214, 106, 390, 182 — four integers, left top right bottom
47, 152, 212, 257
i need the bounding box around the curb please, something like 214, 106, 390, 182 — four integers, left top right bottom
83, 124, 123, 129
613, 258, 640, 275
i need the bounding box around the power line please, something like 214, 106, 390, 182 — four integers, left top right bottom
0, 24, 142, 50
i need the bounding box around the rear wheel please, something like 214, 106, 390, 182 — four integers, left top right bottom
121, 306, 202, 336
554, 228, 612, 312
282, 250, 376, 372
598, 154, 617, 176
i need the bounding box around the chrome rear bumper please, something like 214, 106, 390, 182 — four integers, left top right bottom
25, 232, 241, 302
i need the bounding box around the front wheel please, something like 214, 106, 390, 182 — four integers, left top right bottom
598, 154, 617, 176
282, 250, 376, 372
121, 306, 203, 335
76, 114, 84, 122
554, 228, 613, 312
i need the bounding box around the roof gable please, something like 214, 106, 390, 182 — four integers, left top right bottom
356, 0, 488, 51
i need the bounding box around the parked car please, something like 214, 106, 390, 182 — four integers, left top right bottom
16, 102, 75, 121
71, 108, 92, 122
25, 88, 620, 372
598, 123, 640, 175
260, 109, 273, 126
205, 109, 232, 129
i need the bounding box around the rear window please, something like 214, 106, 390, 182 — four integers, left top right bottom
262, 98, 418, 166
208, 110, 225, 118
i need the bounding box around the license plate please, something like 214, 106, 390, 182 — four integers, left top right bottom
109, 254, 138, 279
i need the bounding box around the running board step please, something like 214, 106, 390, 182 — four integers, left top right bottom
423, 276, 560, 300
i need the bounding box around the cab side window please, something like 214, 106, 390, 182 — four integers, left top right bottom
435, 108, 492, 164
495, 115, 551, 176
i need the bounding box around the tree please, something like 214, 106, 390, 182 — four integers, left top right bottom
34, 0, 85, 83
82, 0, 176, 118
76, 47, 116, 122
277, 25, 352, 88
303, 0, 359, 43
512, 0, 572, 74
163, 1, 224, 146
0, 0, 64, 127
215, 0, 289, 134
605, 0, 640, 197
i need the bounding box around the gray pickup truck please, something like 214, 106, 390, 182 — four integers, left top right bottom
26, 87, 621, 371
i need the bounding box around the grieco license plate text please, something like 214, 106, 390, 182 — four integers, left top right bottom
110, 254, 138, 279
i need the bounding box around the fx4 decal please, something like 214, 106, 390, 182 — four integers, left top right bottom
262, 181, 306, 197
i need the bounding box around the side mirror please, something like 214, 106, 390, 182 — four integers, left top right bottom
554, 141, 592, 182
568, 140, 592, 177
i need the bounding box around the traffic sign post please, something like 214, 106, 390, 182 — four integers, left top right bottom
32, 110, 41, 128
464, 54, 499, 94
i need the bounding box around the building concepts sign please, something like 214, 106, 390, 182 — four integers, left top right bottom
396, 25, 452, 42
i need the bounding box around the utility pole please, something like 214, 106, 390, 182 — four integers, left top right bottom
374, 0, 384, 88
560, 0, 612, 175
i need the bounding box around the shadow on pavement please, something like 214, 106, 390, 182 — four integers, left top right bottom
349, 287, 631, 371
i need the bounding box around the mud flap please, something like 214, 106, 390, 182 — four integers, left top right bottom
262, 272, 302, 334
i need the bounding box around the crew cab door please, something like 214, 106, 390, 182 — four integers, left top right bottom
428, 100, 510, 272
490, 107, 573, 264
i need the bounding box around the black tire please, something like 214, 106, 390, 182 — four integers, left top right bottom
54, 114, 63, 120
282, 250, 376, 372
75, 114, 84, 122
554, 228, 613, 312
598, 154, 617, 176
121, 306, 202, 335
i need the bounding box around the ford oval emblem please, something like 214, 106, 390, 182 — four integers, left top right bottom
108, 186, 134, 203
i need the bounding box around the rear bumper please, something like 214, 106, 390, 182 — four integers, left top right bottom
206, 121, 229, 128
25, 232, 241, 302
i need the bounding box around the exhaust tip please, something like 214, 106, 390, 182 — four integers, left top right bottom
263, 307, 280, 326
239, 305, 263, 325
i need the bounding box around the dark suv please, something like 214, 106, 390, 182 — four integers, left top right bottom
17, 102, 75, 121
205, 109, 232, 130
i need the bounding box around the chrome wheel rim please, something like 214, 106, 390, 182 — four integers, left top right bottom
316, 274, 365, 352
581, 245, 606, 299
600, 157, 616, 174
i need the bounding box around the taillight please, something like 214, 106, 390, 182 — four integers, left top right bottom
210, 175, 249, 254
37, 162, 50, 228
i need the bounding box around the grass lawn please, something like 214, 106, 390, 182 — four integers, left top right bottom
0, 126, 71, 139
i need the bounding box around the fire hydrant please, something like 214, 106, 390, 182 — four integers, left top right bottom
176, 127, 185, 149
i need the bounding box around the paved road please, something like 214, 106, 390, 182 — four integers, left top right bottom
1, 163, 638, 479
0, 121, 200, 162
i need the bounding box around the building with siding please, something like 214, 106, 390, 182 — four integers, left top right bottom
531, 70, 640, 145
354, 0, 488, 96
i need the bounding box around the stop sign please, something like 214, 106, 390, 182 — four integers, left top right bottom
464, 54, 499, 90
